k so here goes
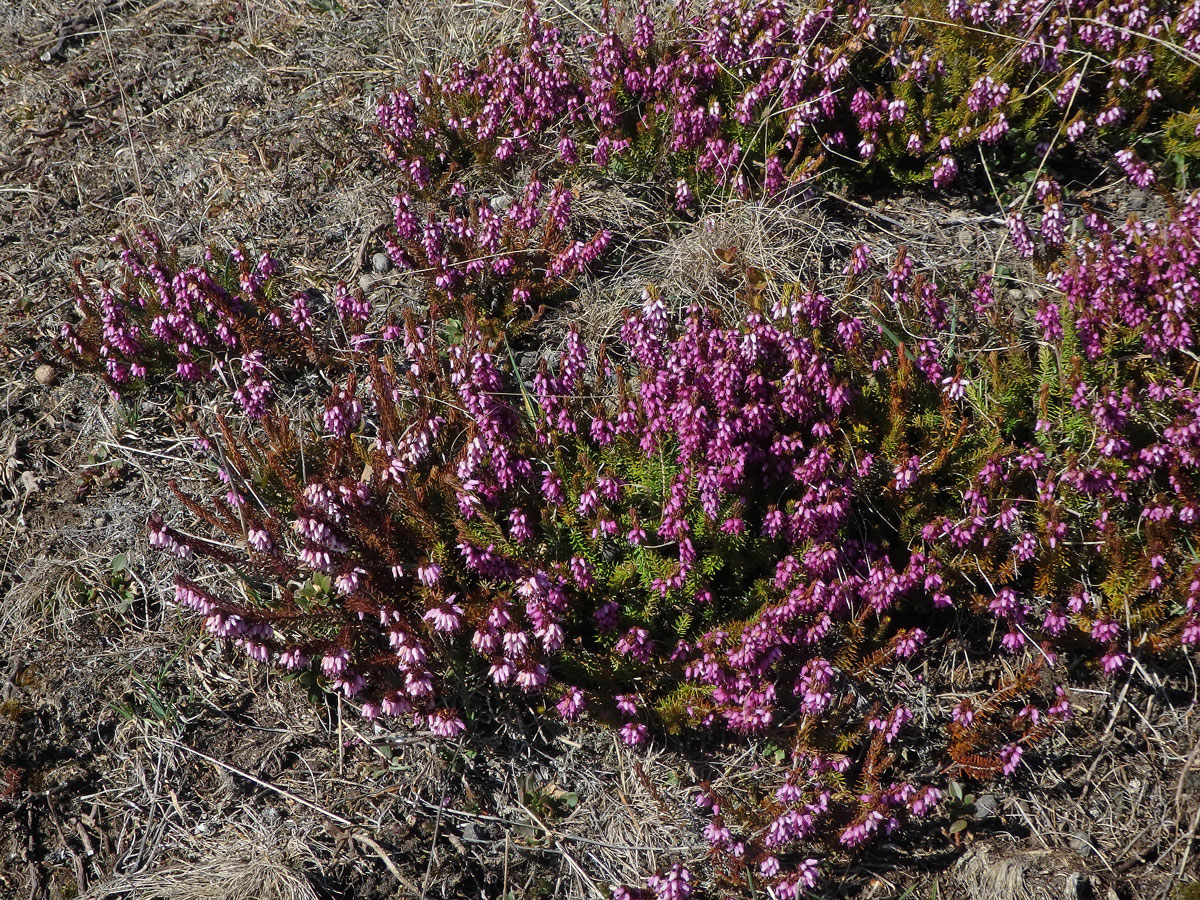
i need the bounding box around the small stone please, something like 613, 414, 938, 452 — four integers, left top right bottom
1068, 831, 1093, 855
34, 364, 57, 386
973, 793, 998, 817
358, 275, 373, 293
371, 252, 391, 274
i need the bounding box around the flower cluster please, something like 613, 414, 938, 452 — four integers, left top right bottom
61, 232, 336, 411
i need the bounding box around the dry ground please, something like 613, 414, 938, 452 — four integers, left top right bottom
2, 1, 1199, 899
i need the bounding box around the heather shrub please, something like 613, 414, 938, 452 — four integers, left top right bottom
61, 233, 331, 411
71, 213, 1200, 890
56, 0, 1200, 896
377, 0, 1200, 209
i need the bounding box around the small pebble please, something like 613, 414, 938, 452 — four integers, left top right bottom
371, 251, 392, 274
35, 364, 57, 386
973, 793, 997, 817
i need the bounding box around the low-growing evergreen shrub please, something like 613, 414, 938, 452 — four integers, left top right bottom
58, 0, 1200, 895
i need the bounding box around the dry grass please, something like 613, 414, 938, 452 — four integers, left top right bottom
79, 817, 323, 900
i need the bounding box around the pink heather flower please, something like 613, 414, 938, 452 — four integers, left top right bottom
839, 819, 873, 848
539, 623, 564, 653
894, 628, 926, 659
1000, 743, 1023, 776
428, 711, 466, 739
404, 671, 433, 697
558, 133, 577, 165
703, 820, 731, 846
595, 600, 619, 631
869, 705, 912, 744
1091, 619, 1121, 643
615, 694, 639, 716
502, 629, 529, 658
893, 455, 920, 491
392, 632, 426, 666
299, 546, 331, 571
675, 178, 693, 211
797, 859, 820, 890
515, 663, 549, 692
423, 598, 464, 633
240, 641, 269, 663
247, 527, 272, 552
1114, 148, 1155, 188
1006, 211, 1035, 258
951, 699, 975, 727
488, 660, 513, 684
931, 154, 958, 188
278, 648, 309, 670
620, 722, 648, 746
334, 672, 366, 697
417, 561, 441, 586
646, 864, 690, 900
844, 242, 871, 276
321, 648, 350, 677
557, 687, 586, 720
334, 567, 365, 596
942, 374, 969, 402
909, 786, 942, 817
570, 555, 592, 589
615, 627, 653, 662
1001, 629, 1026, 652
577, 488, 599, 516
1048, 687, 1072, 719
1101, 651, 1128, 674
381, 694, 411, 717
1043, 607, 1069, 636
1182, 618, 1200, 646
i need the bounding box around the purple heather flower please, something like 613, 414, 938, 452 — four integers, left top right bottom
620, 722, 649, 746
557, 687, 586, 720
427, 711, 466, 739
1000, 743, 1023, 776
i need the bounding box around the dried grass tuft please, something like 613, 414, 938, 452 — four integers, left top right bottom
564, 191, 846, 352
80, 820, 322, 900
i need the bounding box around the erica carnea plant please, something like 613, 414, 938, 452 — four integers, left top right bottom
376, 0, 1200, 208
56, 0, 1200, 896
68, 211, 1200, 891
